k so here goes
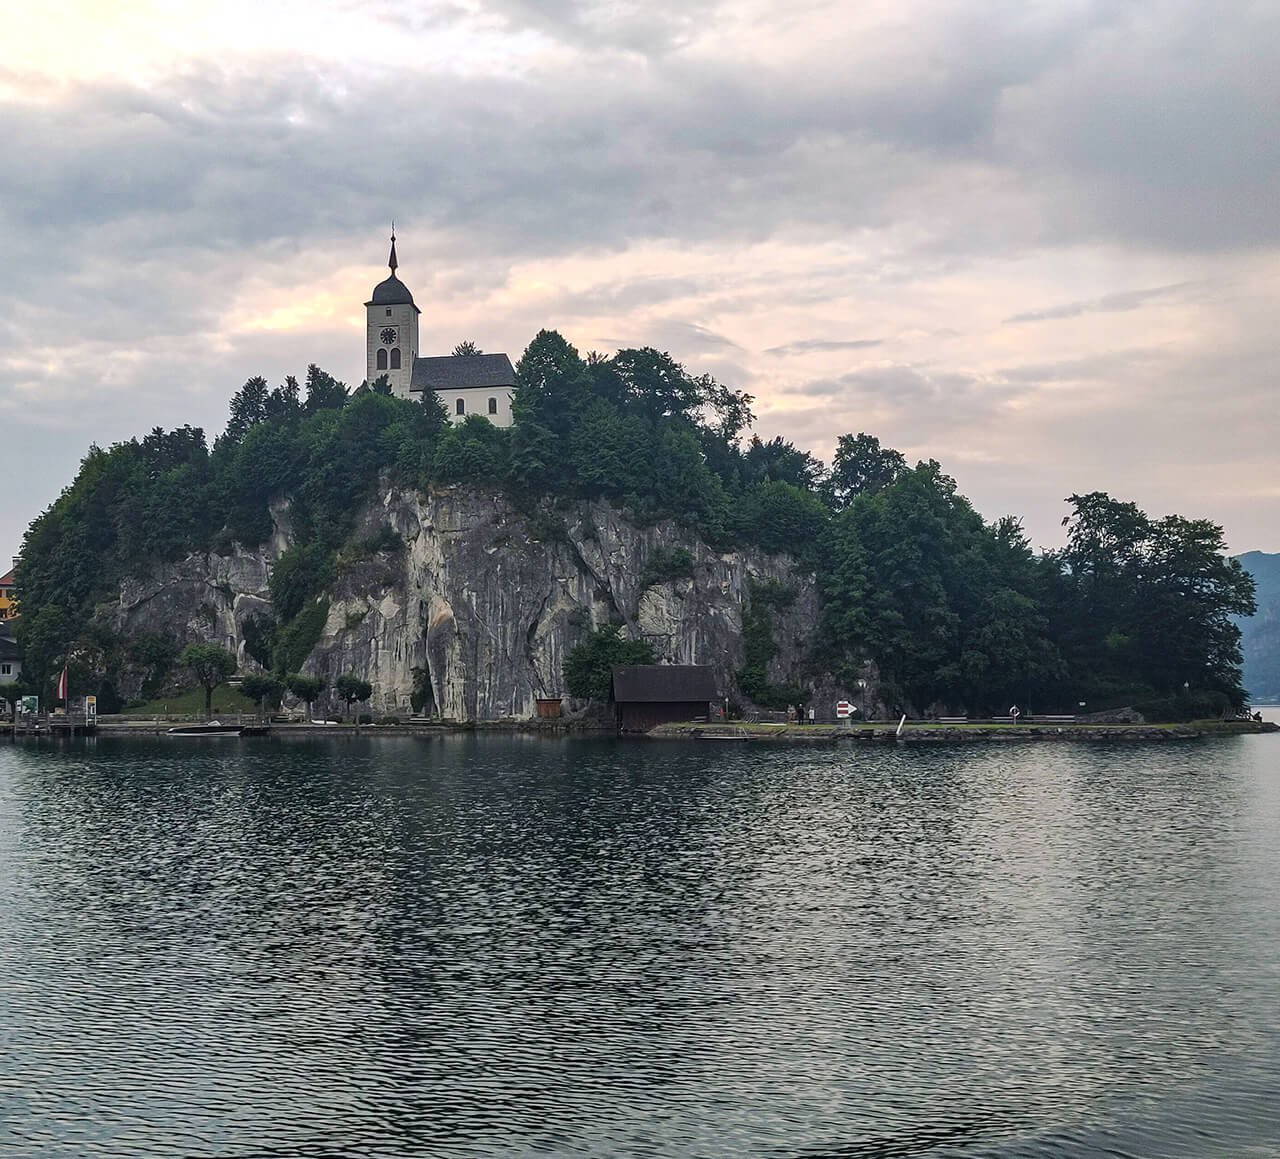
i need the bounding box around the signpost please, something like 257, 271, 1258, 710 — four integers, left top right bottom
85, 695, 97, 727
836, 700, 853, 718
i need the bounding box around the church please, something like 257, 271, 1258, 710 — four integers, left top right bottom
365, 234, 517, 427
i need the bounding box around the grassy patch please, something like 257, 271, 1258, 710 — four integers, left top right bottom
124, 685, 258, 716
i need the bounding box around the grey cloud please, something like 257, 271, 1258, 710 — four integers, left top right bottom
996, 349, 1161, 385
790, 365, 985, 404
554, 276, 705, 315
474, 0, 723, 54
2, 0, 1280, 555
1005, 283, 1195, 325
765, 338, 883, 356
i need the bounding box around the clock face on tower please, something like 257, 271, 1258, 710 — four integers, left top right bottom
380, 327, 398, 345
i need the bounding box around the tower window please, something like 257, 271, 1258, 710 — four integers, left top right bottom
390, 348, 401, 370
488, 397, 497, 414
456, 398, 465, 415
376, 348, 388, 371
386, 308, 392, 317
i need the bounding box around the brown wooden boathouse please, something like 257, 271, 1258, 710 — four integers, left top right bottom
610, 664, 719, 732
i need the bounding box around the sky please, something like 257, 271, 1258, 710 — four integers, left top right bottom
1, 0, 1277, 560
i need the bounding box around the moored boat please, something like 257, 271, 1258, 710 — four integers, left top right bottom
166, 721, 243, 737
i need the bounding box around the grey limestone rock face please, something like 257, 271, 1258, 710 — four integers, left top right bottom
113, 486, 821, 720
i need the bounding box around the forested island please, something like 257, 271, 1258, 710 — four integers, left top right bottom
7, 330, 1258, 723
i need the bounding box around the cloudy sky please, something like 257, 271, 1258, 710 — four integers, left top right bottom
2, 0, 1277, 559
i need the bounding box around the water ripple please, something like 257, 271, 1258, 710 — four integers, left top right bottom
1, 734, 1278, 1157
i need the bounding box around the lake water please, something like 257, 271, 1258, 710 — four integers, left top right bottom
2, 730, 1278, 1158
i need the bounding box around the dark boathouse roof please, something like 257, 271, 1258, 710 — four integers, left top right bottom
611, 665, 718, 703
411, 353, 517, 393
0, 636, 21, 662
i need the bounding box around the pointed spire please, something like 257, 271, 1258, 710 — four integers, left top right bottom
388, 223, 398, 273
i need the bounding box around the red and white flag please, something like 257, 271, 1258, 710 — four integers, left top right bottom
56, 667, 67, 701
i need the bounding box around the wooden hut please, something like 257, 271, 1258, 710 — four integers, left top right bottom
610, 665, 719, 732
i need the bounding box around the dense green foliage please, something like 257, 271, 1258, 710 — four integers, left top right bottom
736, 580, 805, 710
239, 672, 284, 715
335, 673, 373, 709
13, 332, 1256, 718
286, 673, 327, 718
563, 624, 657, 700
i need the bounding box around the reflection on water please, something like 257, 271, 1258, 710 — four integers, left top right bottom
1, 734, 1278, 1157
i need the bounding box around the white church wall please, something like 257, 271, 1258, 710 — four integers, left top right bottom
442, 387, 516, 428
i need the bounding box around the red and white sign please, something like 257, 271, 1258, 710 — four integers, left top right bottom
836, 700, 854, 718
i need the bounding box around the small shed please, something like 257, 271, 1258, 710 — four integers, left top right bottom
611, 665, 719, 732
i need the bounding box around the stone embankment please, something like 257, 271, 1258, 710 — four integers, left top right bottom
650, 720, 1279, 743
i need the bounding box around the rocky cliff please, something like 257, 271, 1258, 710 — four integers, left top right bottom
114, 486, 828, 719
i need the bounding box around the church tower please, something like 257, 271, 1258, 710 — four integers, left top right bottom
365, 231, 420, 399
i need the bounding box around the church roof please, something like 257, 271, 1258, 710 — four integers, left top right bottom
366, 273, 417, 308
412, 353, 516, 393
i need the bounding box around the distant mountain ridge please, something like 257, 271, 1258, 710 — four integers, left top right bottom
1236, 551, 1280, 702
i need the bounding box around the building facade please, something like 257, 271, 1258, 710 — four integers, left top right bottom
365, 235, 516, 425
0, 564, 17, 621
0, 636, 20, 686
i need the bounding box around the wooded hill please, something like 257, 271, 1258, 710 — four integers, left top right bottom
12, 330, 1257, 719
1236, 551, 1280, 702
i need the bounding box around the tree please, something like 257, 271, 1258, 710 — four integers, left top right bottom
452, 340, 482, 356
744, 435, 825, 491
335, 672, 373, 724
824, 433, 906, 509
178, 643, 236, 717
241, 613, 278, 670
221, 376, 271, 447
304, 364, 349, 413
563, 624, 656, 700
239, 672, 283, 719
286, 672, 327, 720
746, 480, 830, 560
1051, 492, 1255, 705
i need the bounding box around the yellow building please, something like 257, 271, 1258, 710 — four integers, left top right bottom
0, 566, 17, 621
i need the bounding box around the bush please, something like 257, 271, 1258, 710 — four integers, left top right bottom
362, 526, 403, 555
358, 712, 374, 725
269, 543, 334, 621
563, 623, 655, 700
376, 715, 401, 725
1133, 688, 1231, 723
641, 546, 695, 587
273, 600, 329, 673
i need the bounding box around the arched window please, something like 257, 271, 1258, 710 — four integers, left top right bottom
390, 348, 401, 370
488, 397, 498, 415
376, 348, 388, 370
456, 398, 465, 415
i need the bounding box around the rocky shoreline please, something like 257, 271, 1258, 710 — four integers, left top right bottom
78, 718, 1278, 742
649, 720, 1280, 744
